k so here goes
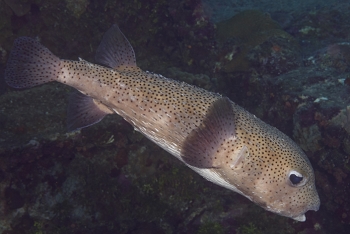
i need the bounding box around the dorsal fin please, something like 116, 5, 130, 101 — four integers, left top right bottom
95, 24, 139, 72
181, 97, 236, 168
67, 91, 113, 132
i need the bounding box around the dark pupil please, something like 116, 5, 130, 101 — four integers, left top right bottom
290, 174, 303, 185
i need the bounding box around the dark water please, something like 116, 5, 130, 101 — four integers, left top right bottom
0, 0, 350, 233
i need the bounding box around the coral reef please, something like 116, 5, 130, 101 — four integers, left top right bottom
1, 0, 350, 233
305, 42, 350, 72
294, 8, 349, 40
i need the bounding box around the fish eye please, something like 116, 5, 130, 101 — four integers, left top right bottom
290, 174, 303, 184
288, 170, 305, 186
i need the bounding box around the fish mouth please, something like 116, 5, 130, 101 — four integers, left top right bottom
291, 201, 320, 222
292, 214, 306, 222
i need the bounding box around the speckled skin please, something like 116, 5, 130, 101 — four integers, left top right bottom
5, 28, 320, 221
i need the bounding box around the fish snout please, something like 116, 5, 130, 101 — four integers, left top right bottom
308, 191, 321, 213
291, 184, 320, 221
310, 197, 320, 211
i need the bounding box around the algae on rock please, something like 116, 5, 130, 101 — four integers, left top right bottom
65, 0, 89, 18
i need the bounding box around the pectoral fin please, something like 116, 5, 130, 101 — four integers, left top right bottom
229, 145, 249, 169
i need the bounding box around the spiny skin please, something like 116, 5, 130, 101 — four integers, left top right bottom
5, 35, 320, 221
57, 60, 319, 220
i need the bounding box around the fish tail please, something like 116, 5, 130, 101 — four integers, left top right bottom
5, 37, 62, 88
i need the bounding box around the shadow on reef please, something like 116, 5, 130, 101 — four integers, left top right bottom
0, 85, 297, 233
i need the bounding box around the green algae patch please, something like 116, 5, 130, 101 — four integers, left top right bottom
217, 10, 281, 42
216, 10, 296, 73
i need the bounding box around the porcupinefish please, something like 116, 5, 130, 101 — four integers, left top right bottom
4, 24, 320, 221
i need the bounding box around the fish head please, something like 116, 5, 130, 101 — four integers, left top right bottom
181, 98, 320, 221
222, 134, 320, 221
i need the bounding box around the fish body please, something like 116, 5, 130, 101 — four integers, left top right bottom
5, 25, 320, 221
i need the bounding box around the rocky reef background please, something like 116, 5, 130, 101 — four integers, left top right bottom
1, 0, 350, 233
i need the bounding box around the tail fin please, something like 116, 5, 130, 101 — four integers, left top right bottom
5, 37, 62, 88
